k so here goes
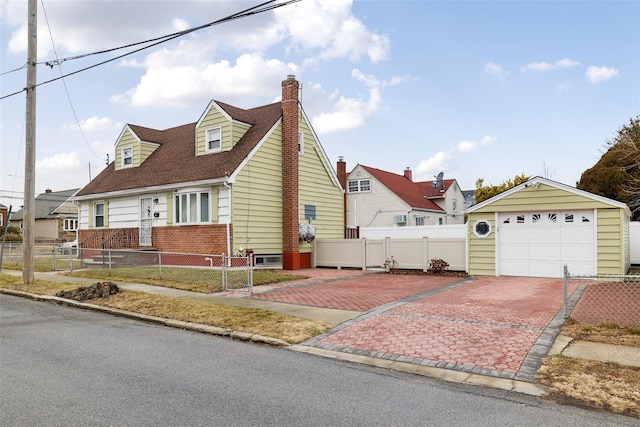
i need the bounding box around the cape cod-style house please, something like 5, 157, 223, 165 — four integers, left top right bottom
72, 76, 344, 269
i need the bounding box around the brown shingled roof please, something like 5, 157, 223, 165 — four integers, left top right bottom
75, 101, 282, 197
359, 165, 444, 212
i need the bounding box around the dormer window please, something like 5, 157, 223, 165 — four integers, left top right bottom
206, 127, 221, 153
121, 146, 133, 167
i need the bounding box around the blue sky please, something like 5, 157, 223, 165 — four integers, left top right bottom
1, 0, 639, 210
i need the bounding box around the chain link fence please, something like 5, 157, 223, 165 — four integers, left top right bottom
1, 244, 253, 293
564, 265, 640, 327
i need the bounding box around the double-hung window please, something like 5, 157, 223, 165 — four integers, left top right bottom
64, 218, 78, 231
94, 202, 105, 228
121, 147, 133, 167
415, 216, 425, 226
206, 127, 221, 152
347, 179, 371, 193
175, 191, 210, 224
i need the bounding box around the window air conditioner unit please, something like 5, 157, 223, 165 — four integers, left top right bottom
393, 214, 407, 223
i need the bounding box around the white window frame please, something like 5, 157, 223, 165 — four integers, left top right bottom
452, 198, 457, 212
64, 218, 78, 231
121, 146, 133, 167
415, 216, 425, 226
206, 127, 222, 153
347, 179, 371, 193
174, 189, 211, 224
94, 202, 105, 228
298, 131, 304, 155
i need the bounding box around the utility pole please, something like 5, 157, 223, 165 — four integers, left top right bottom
23, 0, 37, 285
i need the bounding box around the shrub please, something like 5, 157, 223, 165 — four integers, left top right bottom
384, 257, 399, 273
429, 258, 449, 274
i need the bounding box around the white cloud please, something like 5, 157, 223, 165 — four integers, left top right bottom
586, 65, 619, 84
555, 58, 581, 68
36, 152, 82, 171
481, 135, 497, 146
456, 135, 496, 152
312, 69, 383, 134
64, 116, 121, 133
276, 0, 390, 64
484, 62, 509, 80
415, 151, 453, 179
113, 53, 295, 107
457, 140, 476, 152
521, 58, 582, 72
521, 61, 554, 72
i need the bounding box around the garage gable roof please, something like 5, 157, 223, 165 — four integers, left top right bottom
465, 176, 631, 215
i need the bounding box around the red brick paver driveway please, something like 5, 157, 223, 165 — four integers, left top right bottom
251, 271, 577, 382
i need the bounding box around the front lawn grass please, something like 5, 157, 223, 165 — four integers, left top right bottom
0, 273, 330, 344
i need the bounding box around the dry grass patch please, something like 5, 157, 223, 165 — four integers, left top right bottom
0, 273, 330, 344
63, 268, 308, 293
560, 318, 640, 347
537, 356, 640, 418
537, 318, 640, 419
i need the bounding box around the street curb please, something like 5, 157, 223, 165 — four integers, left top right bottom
290, 345, 549, 397
0, 289, 291, 348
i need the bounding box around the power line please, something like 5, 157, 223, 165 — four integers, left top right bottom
0, 0, 300, 101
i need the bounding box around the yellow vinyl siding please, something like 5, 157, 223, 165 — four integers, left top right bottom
166, 192, 173, 225
232, 128, 283, 254
298, 120, 343, 253
139, 142, 158, 163
470, 185, 613, 213
597, 208, 624, 275
196, 106, 250, 155
467, 213, 496, 276
210, 187, 219, 224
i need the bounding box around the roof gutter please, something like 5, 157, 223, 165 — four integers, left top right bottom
71, 177, 229, 202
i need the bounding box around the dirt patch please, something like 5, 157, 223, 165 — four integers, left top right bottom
56, 282, 121, 301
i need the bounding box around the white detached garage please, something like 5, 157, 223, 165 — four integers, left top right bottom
466, 177, 630, 278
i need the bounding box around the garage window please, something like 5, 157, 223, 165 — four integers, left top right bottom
473, 220, 491, 238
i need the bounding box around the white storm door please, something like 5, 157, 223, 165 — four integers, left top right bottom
140, 197, 153, 247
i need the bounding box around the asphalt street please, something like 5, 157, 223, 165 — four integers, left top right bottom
1, 295, 636, 427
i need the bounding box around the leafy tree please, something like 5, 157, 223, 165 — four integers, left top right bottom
577, 116, 640, 219
474, 173, 530, 204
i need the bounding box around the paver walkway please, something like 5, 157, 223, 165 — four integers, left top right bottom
251, 272, 578, 382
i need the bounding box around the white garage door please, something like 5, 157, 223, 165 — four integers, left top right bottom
498, 210, 595, 278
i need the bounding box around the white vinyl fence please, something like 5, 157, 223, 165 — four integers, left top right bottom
312, 236, 467, 272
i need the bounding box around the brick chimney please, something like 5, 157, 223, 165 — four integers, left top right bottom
404, 167, 412, 181
282, 75, 300, 270
337, 157, 347, 226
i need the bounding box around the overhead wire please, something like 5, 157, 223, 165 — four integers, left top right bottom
0, 0, 300, 101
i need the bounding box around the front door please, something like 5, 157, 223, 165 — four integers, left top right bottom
140, 197, 153, 247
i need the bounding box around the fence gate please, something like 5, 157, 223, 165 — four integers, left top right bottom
365, 239, 385, 268
223, 254, 253, 293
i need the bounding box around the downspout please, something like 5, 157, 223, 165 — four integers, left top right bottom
223, 180, 232, 257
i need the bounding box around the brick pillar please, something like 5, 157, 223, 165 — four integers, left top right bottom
337, 157, 347, 227
282, 75, 300, 270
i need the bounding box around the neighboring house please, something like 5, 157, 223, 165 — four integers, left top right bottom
72, 75, 344, 270
462, 190, 475, 210
336, 160, 465, 228
10, 189, 79, 243
0, 203, 7, 229
466, 176, 631, 278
